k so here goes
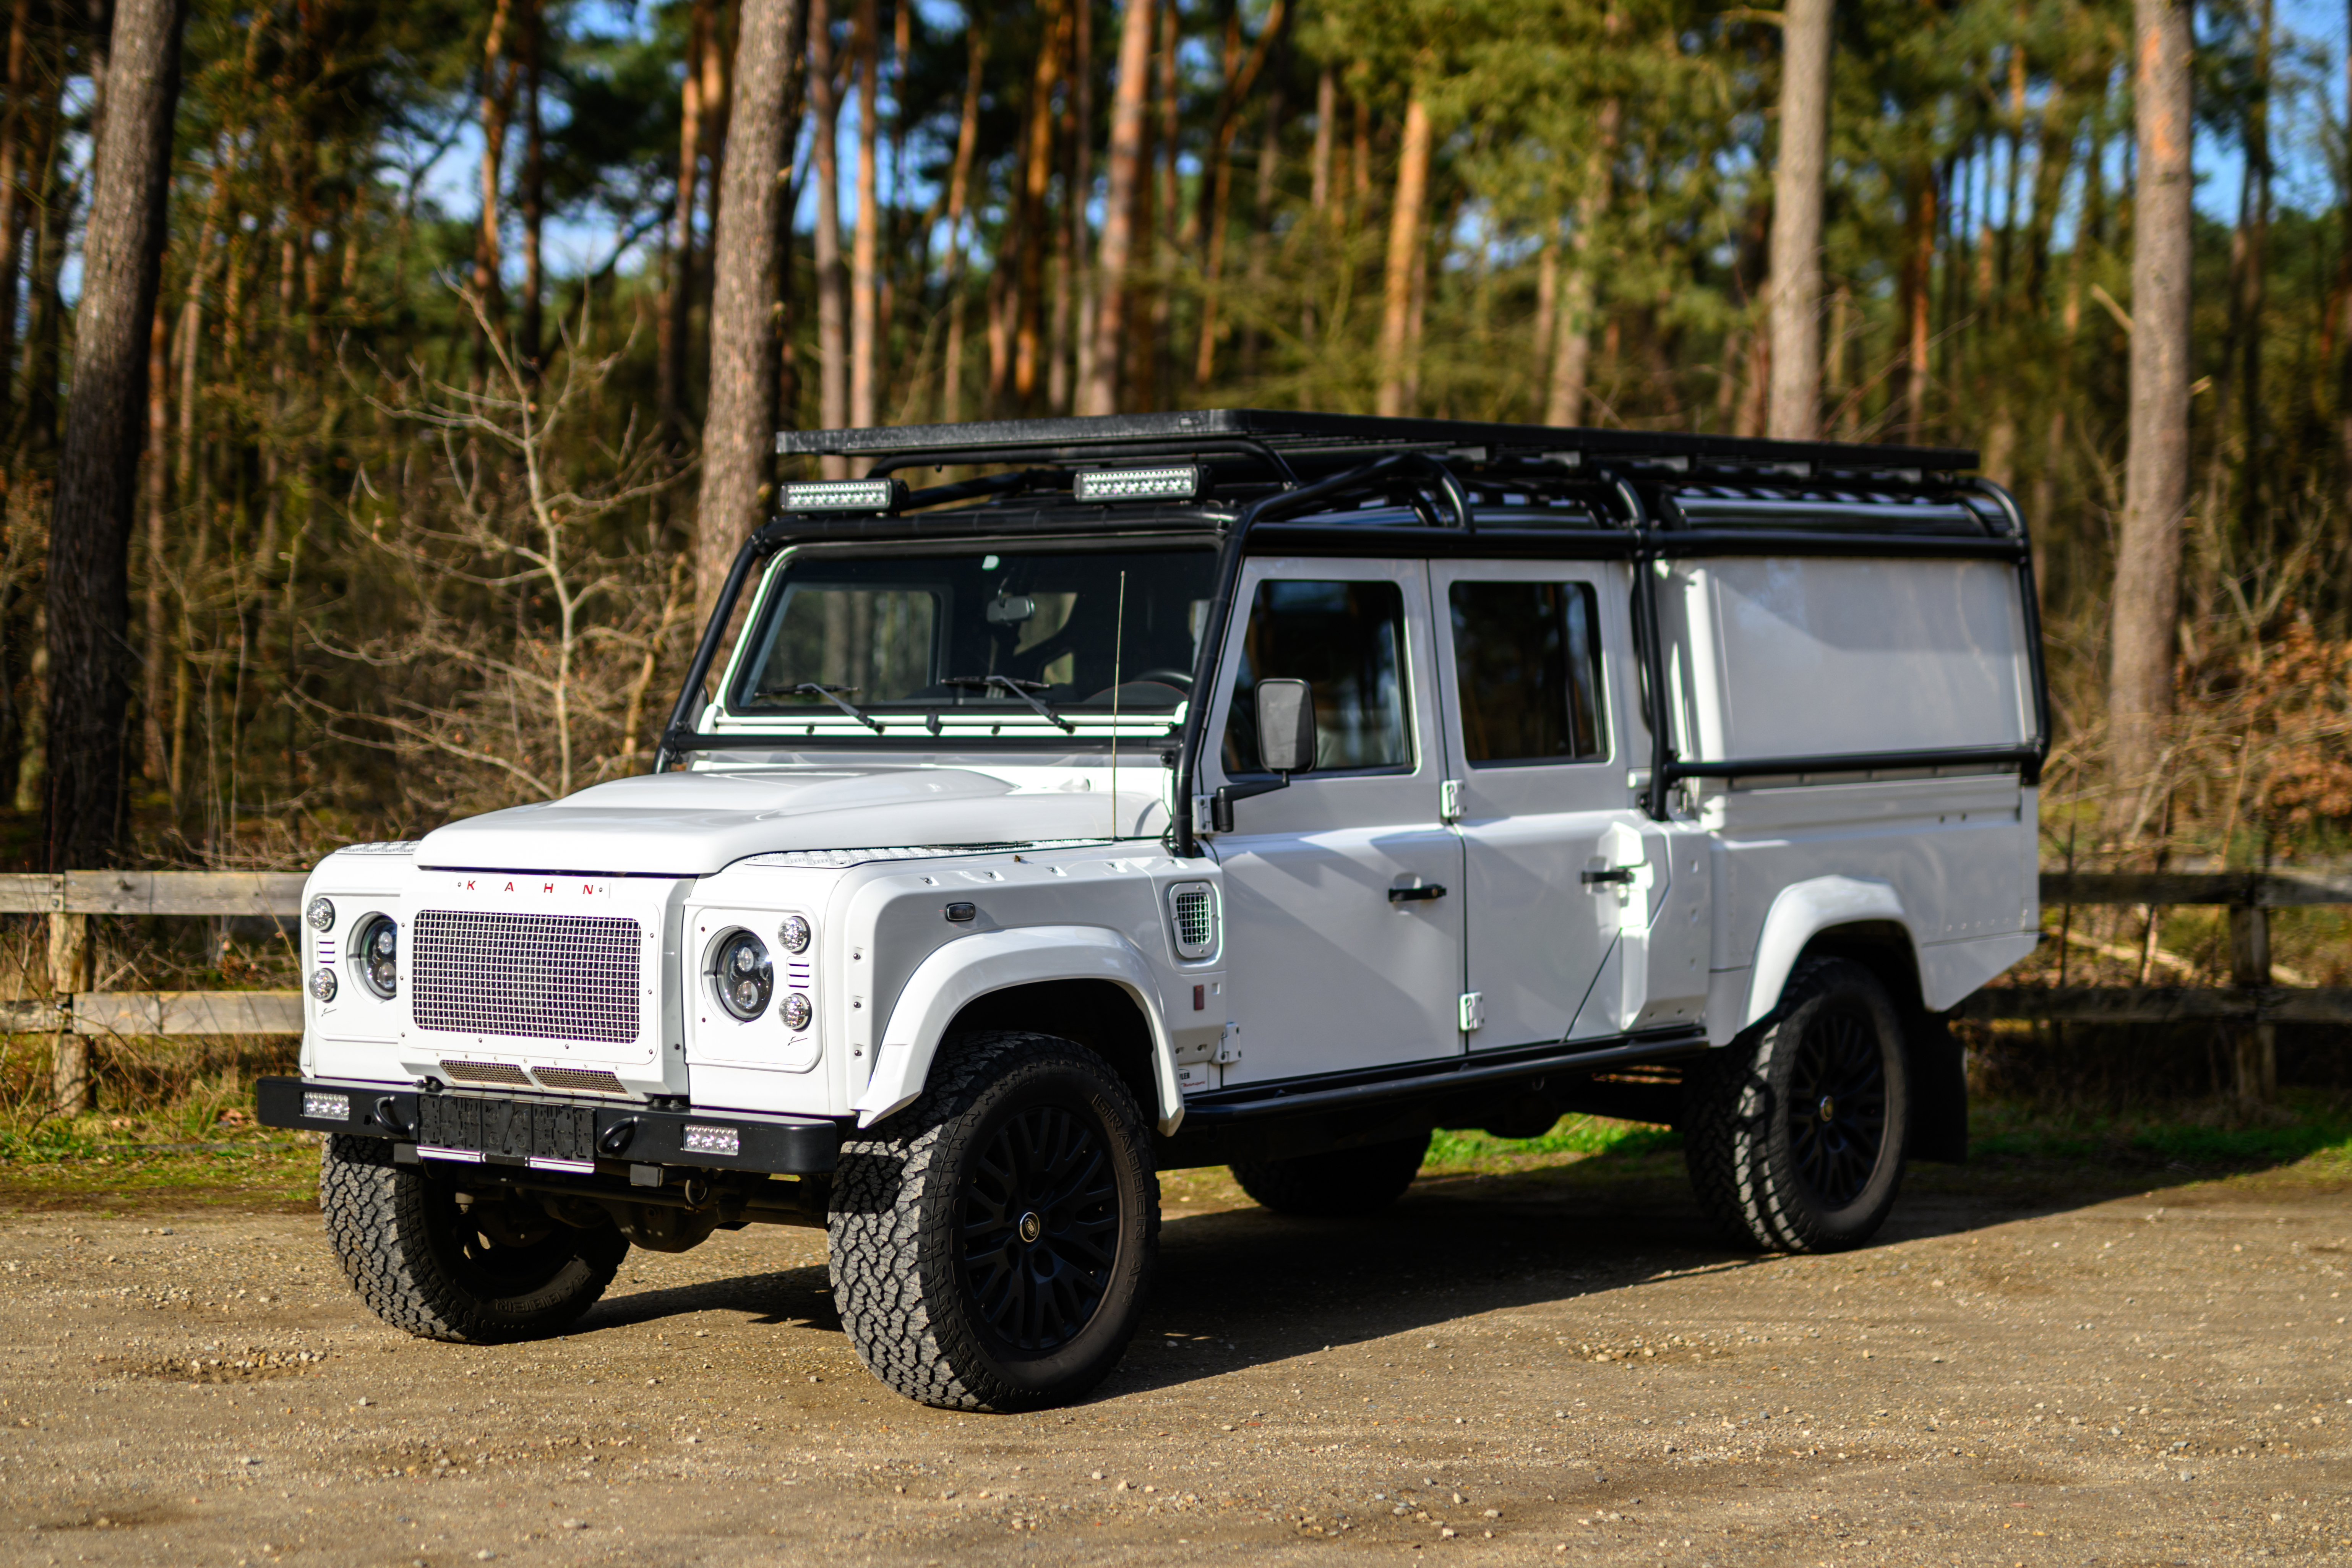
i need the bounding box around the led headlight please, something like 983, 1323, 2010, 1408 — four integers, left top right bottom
778, 913, 812, 953
305, 895, 336, 932
354, 914, 399, 1000
781, 992, 813, 1031
308, 967, 338, 1002
713, 930, 774, 1021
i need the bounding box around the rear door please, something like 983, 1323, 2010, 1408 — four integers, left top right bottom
1429, 560, 1644, 1047
1202, 558, 1466, 1084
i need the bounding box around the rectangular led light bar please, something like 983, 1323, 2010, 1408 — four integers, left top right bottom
1074, 464, 1203, 503
782, 478, 904, 514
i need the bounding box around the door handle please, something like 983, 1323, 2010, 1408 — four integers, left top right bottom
1388, 884, 1448, 903
1581, 868, 1636, 886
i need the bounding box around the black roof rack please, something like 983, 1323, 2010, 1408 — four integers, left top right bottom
777, 408, 1976, 480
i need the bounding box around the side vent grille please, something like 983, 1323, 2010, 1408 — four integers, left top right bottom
440, 1060, 531, 1086
533, 1067, 627, 1095
1167, 882, 1218, 960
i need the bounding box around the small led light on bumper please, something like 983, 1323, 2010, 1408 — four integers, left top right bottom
782, 478, 904, 514
683, 1125, 740, 1157
1075, 464, 1202, 502
301, 1091, 350, 1120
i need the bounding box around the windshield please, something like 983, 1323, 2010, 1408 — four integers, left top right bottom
728, 546, 1220, 725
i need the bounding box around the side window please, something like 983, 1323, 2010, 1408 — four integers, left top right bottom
1448, 579, 1607, 764
1222, 579, 1412, 775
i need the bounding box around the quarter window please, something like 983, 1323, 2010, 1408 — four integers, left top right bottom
1448, 579, 1607, 764
1223, 579, 1412, 774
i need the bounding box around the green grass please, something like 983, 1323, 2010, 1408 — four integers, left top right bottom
1423, 1114, 1679, 1174
1961, 1090, 2352, 1180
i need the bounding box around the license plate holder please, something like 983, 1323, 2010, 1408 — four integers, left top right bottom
416, 1095, 595, 1164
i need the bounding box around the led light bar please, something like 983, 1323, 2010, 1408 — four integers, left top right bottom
781, 478, 904, 514
683, 1124, 740, 1157
1075, 464, 1202, 503
302, 1091, 350, 1120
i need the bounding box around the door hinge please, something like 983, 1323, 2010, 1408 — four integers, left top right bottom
1440, 778, 1463, 823
1458, 991, 1485, 1031
1215, 1023, 1243, 1064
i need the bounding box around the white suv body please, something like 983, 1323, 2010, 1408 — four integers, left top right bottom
264, 410, 2044, 1410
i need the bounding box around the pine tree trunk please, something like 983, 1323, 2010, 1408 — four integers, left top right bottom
939, 26, 985, 423
2107, 0, 2194, 815
809, 0, 848, 472
1012, 0, 1066, 411
519, 0, 544, 378
2238, 0, 2271, 548
849, 0, 880, 426
1375, 90, 1432, 418
1082, 0, 1156, 417
696, 0, 807, 611
0, 0, 31, 438
44, 0, 187, 872
474, 0, 516, 351
1763, 0, 1831, 441
662, 0, 710, 443
1068, 0, 1094, 408
140, 305, 168, 783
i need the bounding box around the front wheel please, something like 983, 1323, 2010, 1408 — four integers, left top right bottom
828, 1031, 1159, 1411
319, 1136, 628, 1341
1684, 956, 1910, 1253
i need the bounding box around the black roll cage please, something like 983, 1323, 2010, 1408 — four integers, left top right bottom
655, 411, 2051, 849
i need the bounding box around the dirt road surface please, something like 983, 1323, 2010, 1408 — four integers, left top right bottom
0, 1150, 2347, 1567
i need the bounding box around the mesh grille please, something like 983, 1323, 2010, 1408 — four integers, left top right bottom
1169, 885, 1216, 958
412, 910, 642, 1044
534, 1066, 626, 1095
440, 1059, 531, 1086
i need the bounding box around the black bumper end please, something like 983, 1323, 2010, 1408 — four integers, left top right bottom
255, 1076, 842, 1175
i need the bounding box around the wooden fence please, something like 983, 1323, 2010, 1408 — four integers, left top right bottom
1959, 869, 2352, 1103
0, 872, 306, 1111
8, 868, 2348, 1112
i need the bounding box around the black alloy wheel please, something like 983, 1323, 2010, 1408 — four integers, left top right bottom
829, 1031, 1158, 1410
1786, 1000, 1890, 1210
1683, 955, 1911, 1253
959, 1105, 1121, 1352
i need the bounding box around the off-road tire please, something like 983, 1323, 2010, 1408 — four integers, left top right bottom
1684, 955, 1911, 1253
319, 1135, 628, 1342
828, 1031, 1158, 1411
1232, 1133, 1429, 1216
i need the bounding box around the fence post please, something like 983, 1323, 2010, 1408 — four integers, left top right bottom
2228, 897, 2276, 1106
48, 911, 91, 1113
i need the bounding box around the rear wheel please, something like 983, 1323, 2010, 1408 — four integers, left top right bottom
1232, 1133, 1430, 1217
1684, 956, 1910, 1252
827, 1031, 1158, 1411
319, 1135, 628, 1341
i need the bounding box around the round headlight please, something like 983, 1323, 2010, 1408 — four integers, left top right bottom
712, 930, 773, 1021
354, 914, 398, 1000
308, 966, 338, 1002
305, 895, 336, 932
781, 992, 813, 1031
778, 914, 812, 953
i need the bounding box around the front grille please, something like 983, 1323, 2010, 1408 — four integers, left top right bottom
440, 1059, 530, 1086
412, 910, 642, 1044
534, 1066, 626, 1095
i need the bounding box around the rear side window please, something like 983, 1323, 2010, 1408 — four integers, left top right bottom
1223, 579, 1412, 774
1448, 579, 1607, 764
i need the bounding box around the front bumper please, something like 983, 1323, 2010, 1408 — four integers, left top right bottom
255, 1075, 842, 1175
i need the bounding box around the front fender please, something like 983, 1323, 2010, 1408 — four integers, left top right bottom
850, 925, 1182, 1135
1739, 875, 1917, 1033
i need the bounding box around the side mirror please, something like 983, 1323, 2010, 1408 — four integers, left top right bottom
1255, 678, 1317, 776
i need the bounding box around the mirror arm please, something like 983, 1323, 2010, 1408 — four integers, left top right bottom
1210, 774, 1290, 833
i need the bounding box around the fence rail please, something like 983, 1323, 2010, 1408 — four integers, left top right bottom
1959, 869, 2352, 1103
10, 866, 2345, 1112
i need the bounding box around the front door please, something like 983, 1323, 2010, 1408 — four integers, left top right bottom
1203, 559, 1466, 1085
1430, 561, 1645, 1047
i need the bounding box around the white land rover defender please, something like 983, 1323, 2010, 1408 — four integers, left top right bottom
260, 410, 2046, 1411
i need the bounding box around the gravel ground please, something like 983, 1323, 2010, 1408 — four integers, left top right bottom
0, 1152, 2346, 1567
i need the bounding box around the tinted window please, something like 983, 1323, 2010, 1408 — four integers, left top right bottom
731, 548, 1217, 714
1448, 579, 1606, 764
1223, 579, 1411, 774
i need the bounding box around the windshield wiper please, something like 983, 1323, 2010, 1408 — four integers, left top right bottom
769, 682, 882, 730
939, 675, 1074, 732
